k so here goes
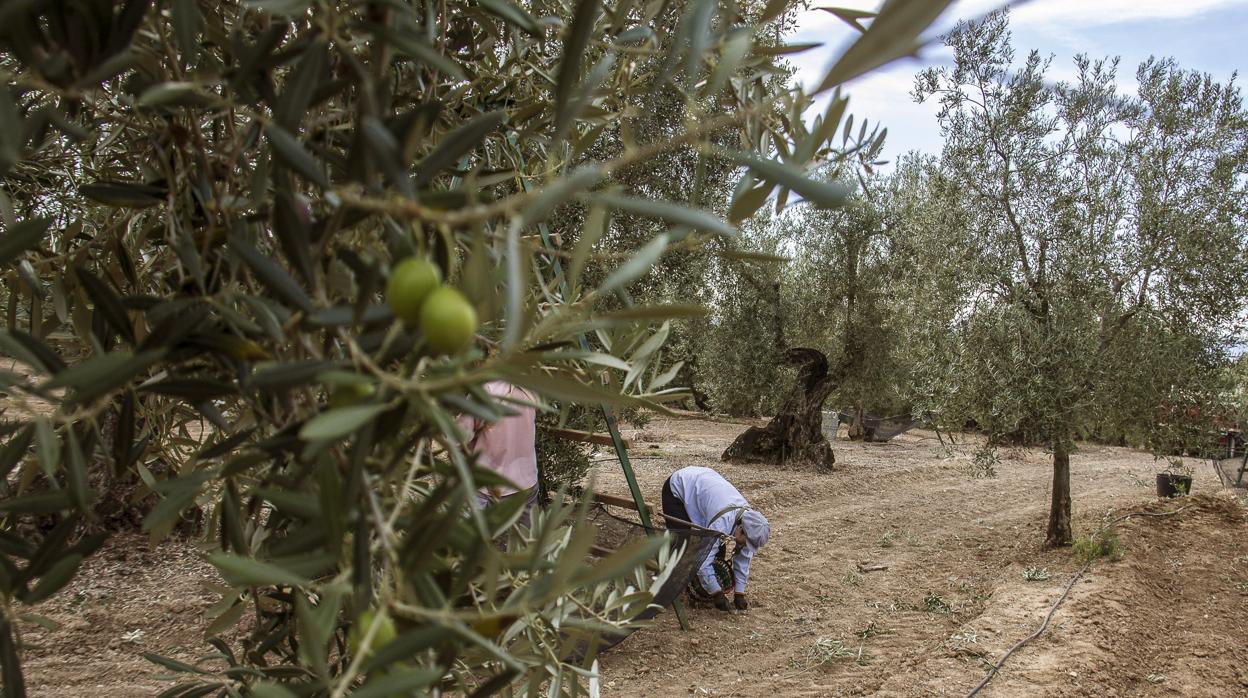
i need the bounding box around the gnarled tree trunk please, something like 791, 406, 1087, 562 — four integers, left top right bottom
721, 348, 839, 470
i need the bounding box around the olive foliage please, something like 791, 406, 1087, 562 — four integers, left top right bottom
0, 0, 953, 695
912, 10, 1248, 545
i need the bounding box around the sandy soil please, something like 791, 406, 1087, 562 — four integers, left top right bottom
16, 415, 1248, 697
594, 417, 1248, 697
20, 534, 226, 696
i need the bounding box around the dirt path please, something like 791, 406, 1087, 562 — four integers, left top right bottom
594, 418, 1248, 697
15, 415, 1247, 696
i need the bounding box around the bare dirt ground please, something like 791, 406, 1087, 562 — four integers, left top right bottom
594, 417, 1248, 697
16, 415, 1248, 696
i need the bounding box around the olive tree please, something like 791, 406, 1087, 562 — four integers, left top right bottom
0, 0, 954, 695
914, 10, 1248, 545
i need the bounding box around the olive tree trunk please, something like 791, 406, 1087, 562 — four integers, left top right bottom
721, 348, 839, 470
1045, 441, 1073, 546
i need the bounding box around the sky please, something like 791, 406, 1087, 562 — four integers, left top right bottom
786, 0, 1248, 167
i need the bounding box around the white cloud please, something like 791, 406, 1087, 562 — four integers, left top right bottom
963, 0, 1248, 26
785, 0, 1248, 165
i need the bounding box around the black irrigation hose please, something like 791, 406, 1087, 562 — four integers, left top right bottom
963, 558, 1092, 698
964, 504, 1194, 698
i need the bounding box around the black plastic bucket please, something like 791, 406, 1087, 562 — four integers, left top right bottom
1156, 473, 1193, 498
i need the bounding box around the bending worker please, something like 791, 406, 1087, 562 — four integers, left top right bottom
457, 381, 540, 525
661, 465, 770, 613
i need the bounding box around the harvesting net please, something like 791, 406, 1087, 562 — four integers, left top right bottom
578, 503, 724, 653
1212, 454, 1248, 488
837, 411, 921, 442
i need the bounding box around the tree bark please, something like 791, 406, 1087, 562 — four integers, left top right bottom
847, 401, 867, 440
721, 348, 839, 470
1045, 441, 1073, 546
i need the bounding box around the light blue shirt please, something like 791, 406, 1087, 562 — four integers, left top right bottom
668, 466, 756, 594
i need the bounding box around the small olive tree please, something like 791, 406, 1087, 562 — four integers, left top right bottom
914, 10, 1248, 545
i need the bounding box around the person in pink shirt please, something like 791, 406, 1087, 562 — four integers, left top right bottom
457, 381, 540, 525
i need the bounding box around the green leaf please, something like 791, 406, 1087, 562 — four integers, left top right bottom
75, 266, 136, 344
197, 428, 257, 460
142, 472, 213, 540
219, 483, 248, 554
819, 6, 875, 33
543, 350, 630, 371
272, 189, 316, 286
295, 589, 338, 678
728, 180, 773, 223
592, 193, 736, 237
65, 429, 91, 513
360, 625, 449, 674
384, 26, 467, 80
204, 599, 246, 636
227, 235, 315, 314
520, 166, 605, 227
558, 52, 616, 142
554, 0, 602, 136
250, 360, 344, 392
0, 491, 72, 515
0, 217, 50, 268
255, 489, 321, 520
299, 404, 387, 442
0, 88, 22, 176
613, 26, 654, 45
599, 304, 708, 321
0, 425, 34, 481
571, 534, 664, 588
494, 367, 632, 406
815, 0, 952, 94
478, 0, 541, 37
265, 124, 329, 189
33, 418, 59, 482
17, 613, 61, 631
413, 111, 506, 188
649, 360, 684, 390
0, 330, 66, 374
43, 350, 165, 405
275, 42, 329, 129
172, 0, 202, 60
76, 49, 140, 88
752, 42, 821, 56
79, 181, 165, 208
363, 115, 415, 197
568, 204, 607, 291
706, 27, 752, 98
244, 0, 312, 15
719, 151, 853, 209
22, 553, 82, 604
143, 652, 211, 675
716, 248, 790, 263
598, 233, 668, 295
624, 321, 670, 389
806, 90, 850, 161
137, 82, 215, 109
0, 619, 24, 698
682, 0, 716, 84
758, 0, 794, 24
208, 553, 310, 588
